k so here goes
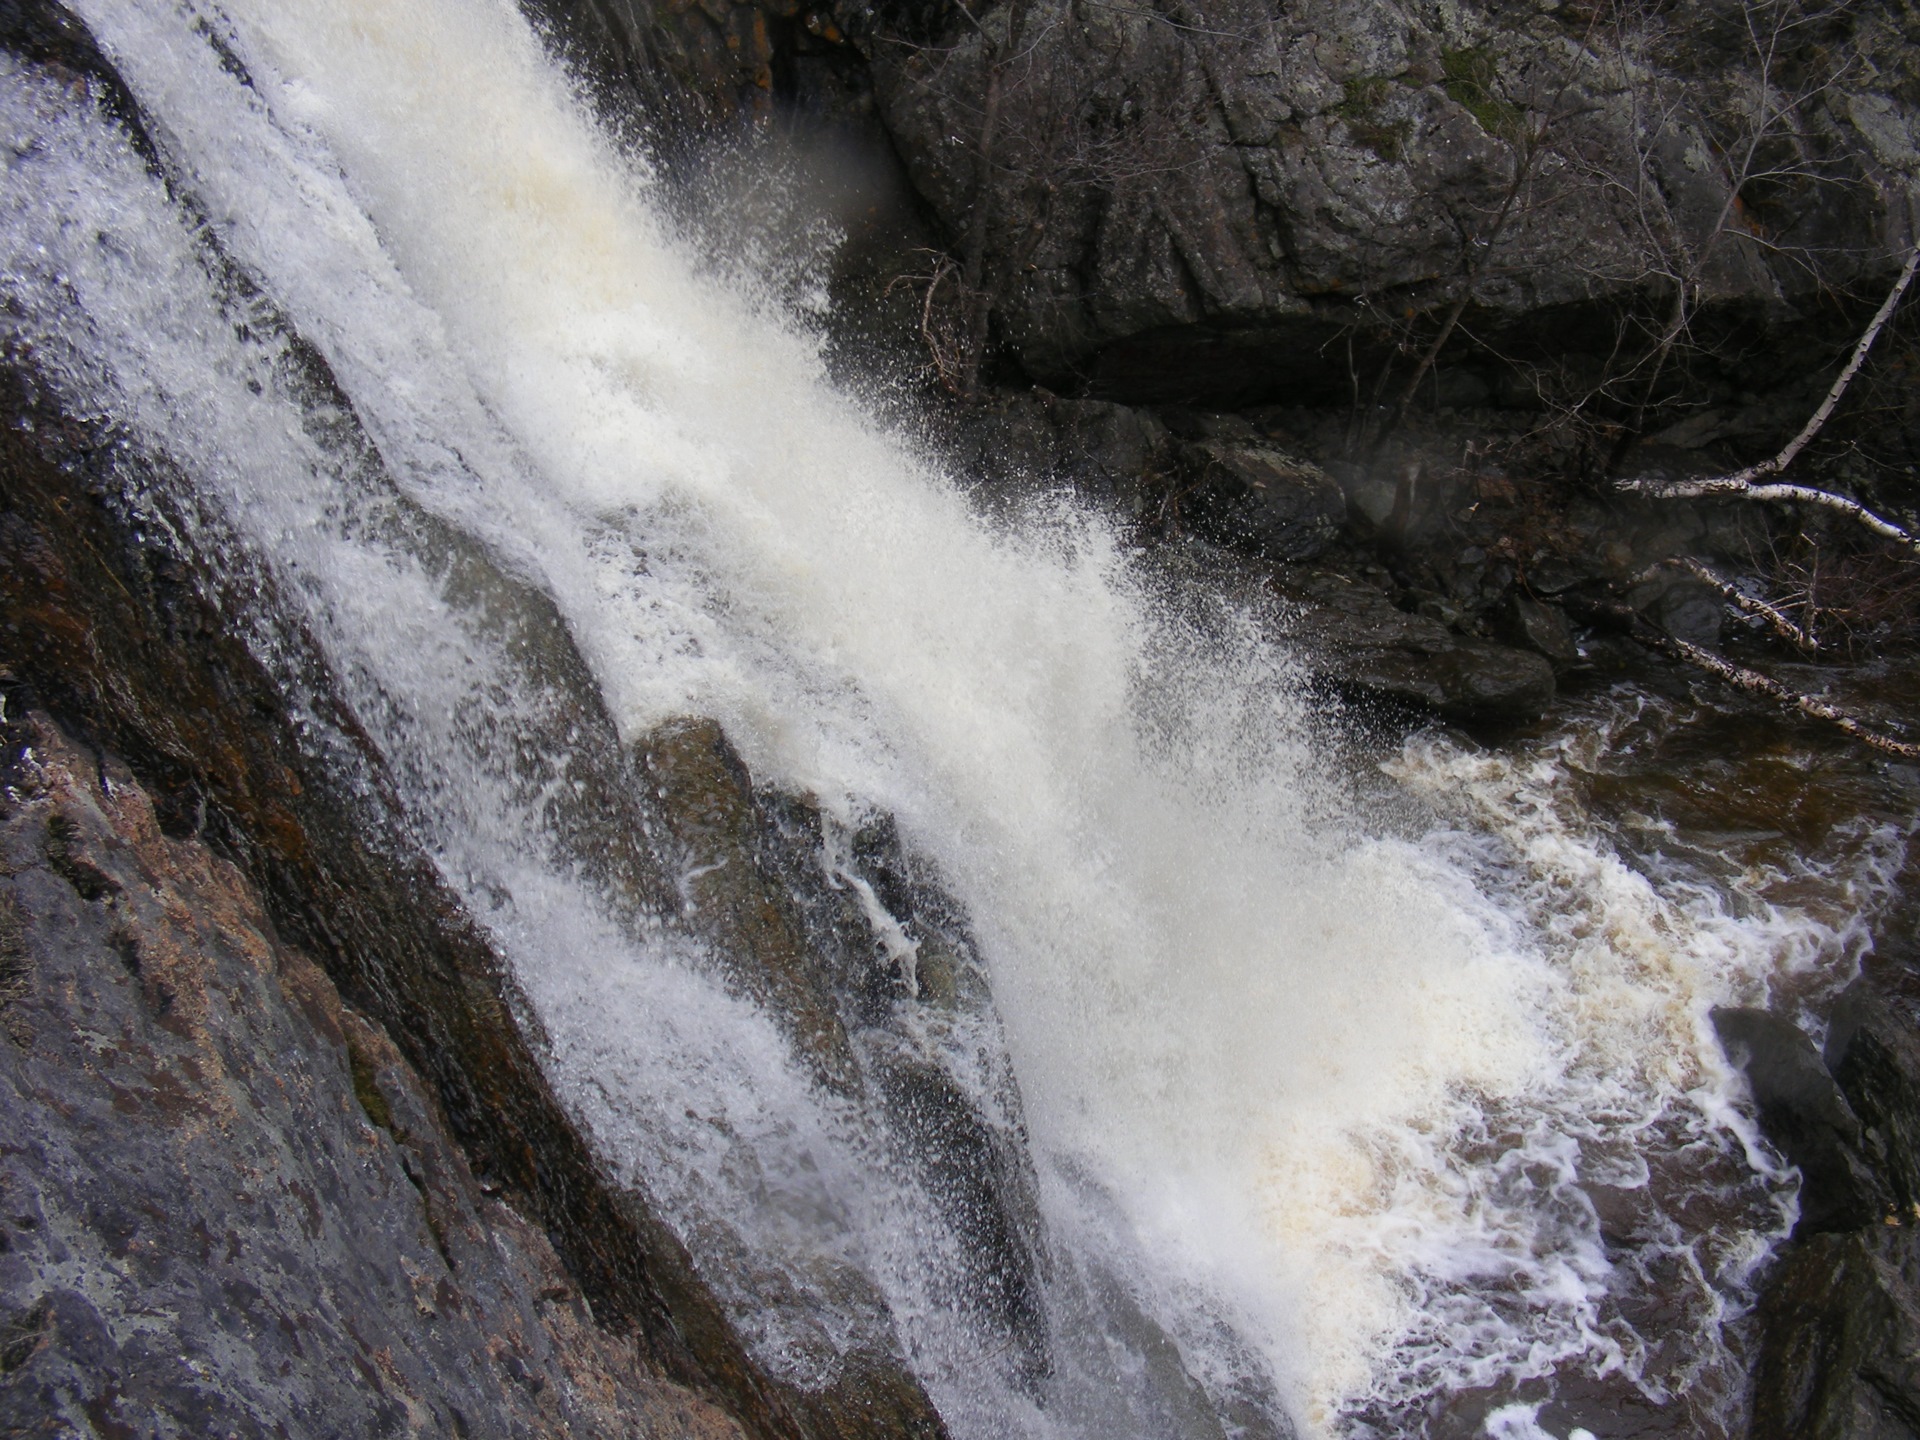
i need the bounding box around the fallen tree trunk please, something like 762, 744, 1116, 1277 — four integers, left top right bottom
1659, 636, 1920, 760
1572, 595, 1920, 759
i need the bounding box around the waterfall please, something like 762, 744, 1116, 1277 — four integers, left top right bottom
1, 3, 1904, 1434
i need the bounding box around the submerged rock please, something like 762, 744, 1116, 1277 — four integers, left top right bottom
640, 721, 1053, 1389
639, 717, 863, 1091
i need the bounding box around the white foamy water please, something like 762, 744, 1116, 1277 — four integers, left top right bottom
1, 4, 1906, 1434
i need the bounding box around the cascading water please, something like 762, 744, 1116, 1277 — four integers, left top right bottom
1, 3, 1909, 1435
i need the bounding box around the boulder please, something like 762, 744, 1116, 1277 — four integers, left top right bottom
1712, 1007, 1891, 1236
1826, 975, 1920, 1217
1500, 594, 1581, 670
639, 723, 1052, 1390
1750, 1227, 1920, 1440
1182, 439, 1346, 562
950, 390, 1177, 518
638, 717, 863, 1090
846, 0, 1918, 407
1271, 567, 1556, 721
1747, 970, 1920, 1440
1627, 571, 1728, 652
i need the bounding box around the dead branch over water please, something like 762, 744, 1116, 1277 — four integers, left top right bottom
1619, 242, 1920, 557
1662, 634, 1920, 761
1651, 557, 1819, 653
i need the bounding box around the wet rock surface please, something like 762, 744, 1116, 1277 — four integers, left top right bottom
638, 716, 1053, 1403
1734, 966, 1920, 1439
1713, 1006, 1891, 1237
1751, 1226, 1920, 1440
1269, 565, 1557, 721
532, 0, 1918, 408
0, 334, 951, 1435
1177, 438, 1346, 564
0, 713, 746, 1440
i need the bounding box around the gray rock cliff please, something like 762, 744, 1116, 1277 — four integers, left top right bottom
0, 712, 748, 1440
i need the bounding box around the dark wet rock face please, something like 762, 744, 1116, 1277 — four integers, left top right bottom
1740, 971, 1920, 1439
0, 714, 747, 1440
640, 720, 1051, 1390
847, 0, 1914, 403
1751, 1227, 1920, 1440
1269, 566, 1556, 721
1179, 439, 1345, 564
0, 339, 961, 1433
0, 360, 807, 1435
1827, 978, 1920, 1219
1713, 1007, 1891, 1236
532, 0, 1919, 409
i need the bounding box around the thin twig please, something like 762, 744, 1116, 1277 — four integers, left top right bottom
1364, 24, 1599, 454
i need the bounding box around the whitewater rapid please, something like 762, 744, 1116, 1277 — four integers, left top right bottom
1, 3, 1906, 1434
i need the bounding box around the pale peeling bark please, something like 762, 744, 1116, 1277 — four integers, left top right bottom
1659, 632, 1920, 759
1584, 591, 1920, 758
1653, 557, 1819, 652
1620, 243, 1920, 555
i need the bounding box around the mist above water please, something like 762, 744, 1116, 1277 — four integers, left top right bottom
2, 3, 1905, 1434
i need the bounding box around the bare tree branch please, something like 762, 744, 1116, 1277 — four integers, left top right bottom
1621, 477, 1920, 556
1662, 634, 1920, 759
1724, 482, 1920, 552
1572, 590, 1920, 757
1650, 557, 1819, 651
1619, 241, 1920, 551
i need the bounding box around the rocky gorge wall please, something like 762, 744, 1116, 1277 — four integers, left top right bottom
534, 0, 1920, 396
0, 285, 979, 1438
0, 709, 748, 1440
0, 351, 793, 1437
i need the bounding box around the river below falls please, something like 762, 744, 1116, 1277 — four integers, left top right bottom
1330, 655, 1919, 1436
